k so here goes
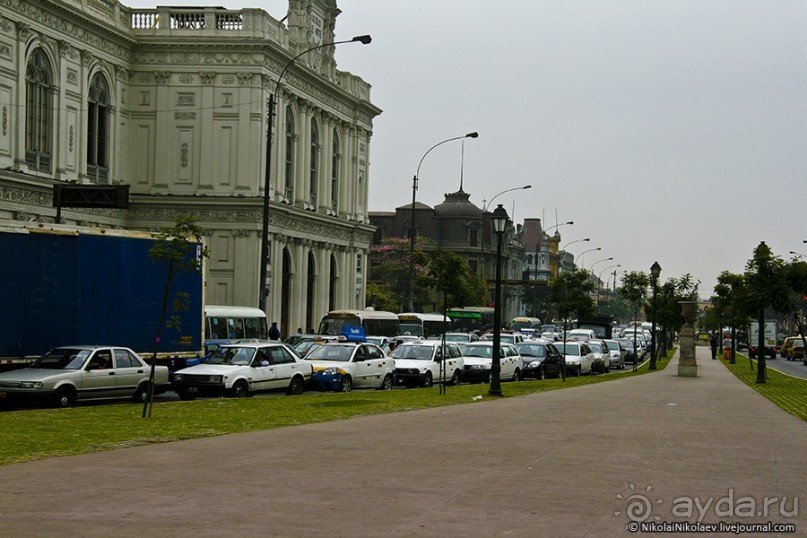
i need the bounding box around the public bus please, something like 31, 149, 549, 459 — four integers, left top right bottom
510, 316, 542, 332
318, 309, 400, 338
446, 307, 494, 334
205, 305, 268, 340
398, 313, 451, 338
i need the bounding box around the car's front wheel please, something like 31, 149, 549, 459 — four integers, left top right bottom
286, 376, 305, 395
450, 370, 462, 386
421, 372, 433, 388
228, 380, 249, 398
337, 376, 352, 393
378, 374, 393, 390
53, 387, 76, 408
512, 368, 521, 382
132, 382, 151, 404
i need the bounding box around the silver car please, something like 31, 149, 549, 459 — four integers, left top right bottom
0, 346, 170, 408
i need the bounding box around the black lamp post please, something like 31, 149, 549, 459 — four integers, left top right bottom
258, 35, 372, 313
489, 204, 508, 397
408, 132, 478, 312
649, 261, 661, 369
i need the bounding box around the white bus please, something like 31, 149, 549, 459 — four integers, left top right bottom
318, 309, 400, 338
205, 305, 268, 340
510, 316, 542, 332
398, 313, 451, 338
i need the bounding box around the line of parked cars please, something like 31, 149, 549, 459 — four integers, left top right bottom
0, 328, 646, 409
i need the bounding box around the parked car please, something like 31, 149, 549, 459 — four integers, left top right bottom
304, 341, 394, 392
173, 343, 311, 399
460, 342, 522, 383
781, 336, 801, 359
391, 341, 464, 387
787, 339, 805, 361
442, 332, 481, 343
603, 339, 626, 369
616, 338, 640, 364
586, 340, 610, 373
514, 339, 564, 379
556, 341, 596, 376
567, 328, 596, 341
0, 345, 170, 408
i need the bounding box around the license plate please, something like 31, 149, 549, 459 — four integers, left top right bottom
187, 387, 198, 393
0, 391, 6, 399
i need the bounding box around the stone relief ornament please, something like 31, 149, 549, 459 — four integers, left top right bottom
199, 72, 216, 85
0, 44, 9, 60
139, 91, 150, 106
180, 143, 189, 168
174, 112, 196, 120
221, 75, 235, 85
69, 126, 74, 152
176, 93, 195, 106
2, 106, 7, 136
154, 71, 170, 85
236, 72, 253, 86
179, 74, 194, 84
66, 69, 77, 85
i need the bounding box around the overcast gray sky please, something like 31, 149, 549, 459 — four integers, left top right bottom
125, 0, 807, 297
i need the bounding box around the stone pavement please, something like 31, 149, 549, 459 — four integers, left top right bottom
1, 347, 805, 537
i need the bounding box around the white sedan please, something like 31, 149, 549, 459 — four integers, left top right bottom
391, 341, 464, 387
556, 341, 596, 376
459, 341, 523, 383
172, 343, 311, 399
304, 342, 394, 392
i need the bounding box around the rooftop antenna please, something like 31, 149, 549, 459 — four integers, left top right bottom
459, 140, 465, 192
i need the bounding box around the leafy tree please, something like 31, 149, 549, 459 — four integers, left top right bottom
143, 215, 208, 417
620, 271, 649, 370
424, 250, 484, 311
712, 271, 750, 364
550, 269, 595, 380
368, 236, 430, 311
366, 282, 400, 313
743, 242, 790, 383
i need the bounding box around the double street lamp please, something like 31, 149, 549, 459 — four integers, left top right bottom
649, 261, 661, 369
259, 34, 372, 313
409, 132, 479, 312
561, 238, 590, 252
489, 204, 509, 397
589, 256, 613, 273
596, 263, 620, 306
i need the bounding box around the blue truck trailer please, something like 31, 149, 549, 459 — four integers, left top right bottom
0, 222, 204, 371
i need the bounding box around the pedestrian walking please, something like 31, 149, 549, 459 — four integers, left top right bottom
710, 332, 718, 360
268, 322, 281, 341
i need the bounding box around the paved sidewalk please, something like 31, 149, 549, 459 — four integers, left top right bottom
1, 347, 805, 537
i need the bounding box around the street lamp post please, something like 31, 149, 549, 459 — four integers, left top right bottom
259, 35, 372, 314
589, 256, 613, 274
483, 185, 532, 211
489, 204, 509, 397
575, 247, 601, 266
649, 261, 661, 369
560, 238, 590, 252
596, 263, 620, 307
409, 132, 479, 312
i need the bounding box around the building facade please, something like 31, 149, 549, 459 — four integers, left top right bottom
369, 187, 526, 321
0, 0, 380, 337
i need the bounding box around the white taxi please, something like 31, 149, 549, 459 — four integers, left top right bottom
460, 341, 523, 383
304, 341, 394, 392
391, 340, 464, 388
172, 342, 311, 399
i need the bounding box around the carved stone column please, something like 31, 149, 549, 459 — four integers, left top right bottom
678, 301, 698, 377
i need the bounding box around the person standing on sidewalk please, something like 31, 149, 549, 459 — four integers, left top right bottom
710, 332, 718, 360
268, 322, 281, 341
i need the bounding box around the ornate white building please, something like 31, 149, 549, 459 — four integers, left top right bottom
0, 0, 381, 336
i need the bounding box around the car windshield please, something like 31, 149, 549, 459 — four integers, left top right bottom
516, 344, 546, 358
305, 345, 355, 362
463, 345, 492, 358
443, 334, 469, 342
589, 343, 604, 353
392, 345, 434, 360
207, 346, 256, 365
606, 341, 620, 350
30, 348, 92, 369
557, 343, 580, 356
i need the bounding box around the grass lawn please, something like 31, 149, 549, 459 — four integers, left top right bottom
0, 349, 674, 466
721, 354, 807, 422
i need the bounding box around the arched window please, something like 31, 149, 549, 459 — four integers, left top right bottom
284, 107, 295, 200
25, 49, 52, 173
331, 130, 340, 212
87, 73, 109, 183
309, 119, 319, 206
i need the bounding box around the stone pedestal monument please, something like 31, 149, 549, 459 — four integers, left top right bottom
678, 301, 698, 377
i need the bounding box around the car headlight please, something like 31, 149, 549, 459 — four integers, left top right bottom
19, 381, 43, 389
528, 360, 543, 368
174, 374, 184, 382
208, 375, 223, 383
470, 364, 487, 370
566, 357, 580, 365
322, 368, 339, 376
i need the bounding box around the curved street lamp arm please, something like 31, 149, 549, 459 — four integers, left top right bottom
484, 185, 532, 211
415, 132, 479, 184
